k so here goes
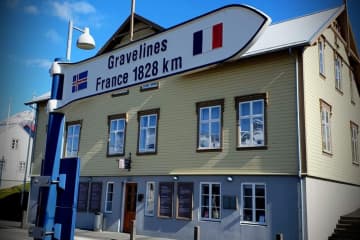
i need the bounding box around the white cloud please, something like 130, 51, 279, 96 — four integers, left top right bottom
50, 1, 96, 22
24, 5, 39, 15
45, 29, 62, 44
25, 58, 52, 69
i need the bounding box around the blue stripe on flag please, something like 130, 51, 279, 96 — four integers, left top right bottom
193, 30, 203, 55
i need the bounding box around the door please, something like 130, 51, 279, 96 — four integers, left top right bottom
123, 183, 137, 233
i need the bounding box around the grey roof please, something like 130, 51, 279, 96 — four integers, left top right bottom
24, 91, 50, 105
243, 5, 344, 58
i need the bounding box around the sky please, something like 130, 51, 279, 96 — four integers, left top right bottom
0, 0, 359, 121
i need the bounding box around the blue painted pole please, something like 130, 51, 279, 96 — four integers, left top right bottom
34, 59, 64, 240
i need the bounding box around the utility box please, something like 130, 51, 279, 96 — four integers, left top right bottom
93, 212, 103, 231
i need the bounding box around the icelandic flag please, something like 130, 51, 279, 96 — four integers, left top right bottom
193, 23, 223, 56
72, 70, 88, 93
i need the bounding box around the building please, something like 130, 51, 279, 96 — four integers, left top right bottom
27, 4, 360, 240
0, 110, 34, 189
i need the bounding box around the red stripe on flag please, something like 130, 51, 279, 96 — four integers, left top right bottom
212, 23, 223, 49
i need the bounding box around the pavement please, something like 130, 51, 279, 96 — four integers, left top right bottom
0, 220, 175, 240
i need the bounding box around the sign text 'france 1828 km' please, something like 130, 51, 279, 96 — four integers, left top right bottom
54, 4, 270, 109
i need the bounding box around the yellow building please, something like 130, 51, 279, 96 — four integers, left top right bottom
27, 4, 360, 240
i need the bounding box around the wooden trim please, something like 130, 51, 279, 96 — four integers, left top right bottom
297, 50, 307, 174
195, 99, 224, 151
234, 93, 267, 150
107, 113, 127, 157
304, 174, 360, 188
137, 108, 160, 155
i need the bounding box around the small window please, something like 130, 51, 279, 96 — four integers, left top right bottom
319, 40, 325, 76
11, 139, 19, 150
105, 182, 114, 213
145, 182, 155, 216
320, 100, 332, 154
241, 183, 266, 224
108, 114, 126, 156
235, 94, 267, 149
335, 54, 342, 92
89, 182, 102, 213
196, 99, 224, 151
200, 182, 221, 221
350, 122, 359, 165
137, 109, 160, 154
77, 182, 89, 212
65, 121, 81, 158
350, 71, 355, 104
19, 161, 26, 172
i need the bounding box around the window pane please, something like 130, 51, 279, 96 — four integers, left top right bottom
244, 185, 252, 196
243, 210, 252, 221
140, 129, 146, 149
202, 184, 209, 194
256, 210, 266, 223
110, 120, 117, 130
253, 100, 263, 115
149, 115, 157, 127
253, 117, 264, 145
201, 108, 209, 121
211, 106, 220, 119
240, 102, 250, 116
212, 184, 220, 195
74, 125, 80, 135
201, 207, 209, 218
140, 116, 148, 127
255, 185, 265, 196
244, 196, 252, 208
118, 119, 125, 129
68, 126, 74, 135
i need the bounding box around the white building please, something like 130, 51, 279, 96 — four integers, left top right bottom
0, 110, 34, 189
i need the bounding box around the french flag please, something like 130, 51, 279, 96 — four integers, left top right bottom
193, 23, 223, 56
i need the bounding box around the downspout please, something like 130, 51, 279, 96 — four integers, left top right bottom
295, 48, 307, 240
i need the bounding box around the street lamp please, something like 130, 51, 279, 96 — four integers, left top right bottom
66, 20, 96, 61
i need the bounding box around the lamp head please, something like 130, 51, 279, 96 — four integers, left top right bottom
76, 27, 95, 50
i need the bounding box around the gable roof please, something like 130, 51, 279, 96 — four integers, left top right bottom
97, 13, 164, 55
243, 5, 347, 58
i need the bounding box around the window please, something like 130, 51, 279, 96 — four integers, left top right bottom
200, 183, 221, 221
351, 122, 359, 165
319, 40, 325, 76
137, 109, 160, 154
19, 161, 26, 172
158, 182, 174, 218
11, 139, 19, 150
196, 99, 224, 151
241, 183, 266, 224
104, 182, 114, 213
235, 94, 266, 149
176, 182, 193, 220
145, 182, 155, 216
335, 54, 342, 91
350, 71, 355, 104
77, 182, 102, 213
108, 114, 126, 156
65, 121, 81, 157
320, 100, 332, 154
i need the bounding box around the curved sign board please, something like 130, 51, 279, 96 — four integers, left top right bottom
54, 4, 270, 109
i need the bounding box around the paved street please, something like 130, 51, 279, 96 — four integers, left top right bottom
0, 221, 175, 240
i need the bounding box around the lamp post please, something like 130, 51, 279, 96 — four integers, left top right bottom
31, 21, 96, 240
66, 20, 96, 61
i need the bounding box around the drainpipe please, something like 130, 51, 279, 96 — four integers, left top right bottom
295, 48, 307, 240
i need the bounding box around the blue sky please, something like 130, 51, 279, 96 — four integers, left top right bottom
0, 0, 359, 121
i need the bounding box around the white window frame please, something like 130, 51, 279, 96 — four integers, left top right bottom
335, 54, 342, 91
108, 117, 126, 155
198, 105, 222, 149
350, 71, 355, 103
351, 122, 359, 165
241, 183, 267, 225
319, 40, 325, 76
65, 123, 81, 157
139, 113, 158, 153
145, 181, 155, 216
199, 182, 221, 221
104, 182, 114, 213
238, 99, 265, 147
320, 100, 332, 154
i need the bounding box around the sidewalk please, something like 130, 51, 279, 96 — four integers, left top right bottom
0, 220, 174, 240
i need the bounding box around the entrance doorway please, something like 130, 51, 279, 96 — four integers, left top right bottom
123, 183, 137, 233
